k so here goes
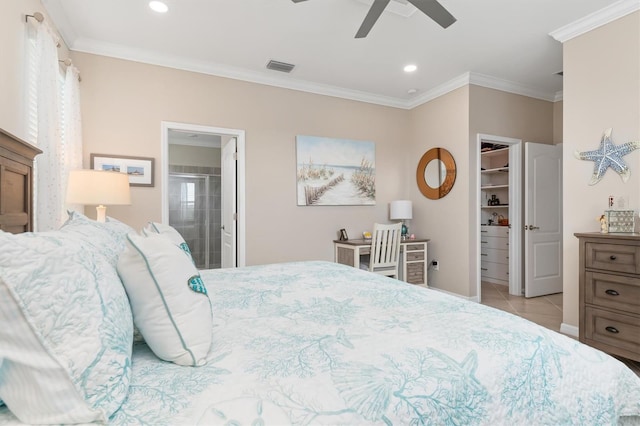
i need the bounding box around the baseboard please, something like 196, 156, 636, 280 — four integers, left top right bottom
560, 323, 579, 337
427, 286, 478, 302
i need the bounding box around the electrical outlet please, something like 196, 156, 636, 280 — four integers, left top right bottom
432, 260, 439, 271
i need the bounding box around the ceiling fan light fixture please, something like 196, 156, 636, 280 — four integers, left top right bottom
149, 1, 168, 13
404, 64, 417, 73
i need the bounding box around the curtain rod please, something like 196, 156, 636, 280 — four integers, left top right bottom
25, 11, 61, 48
25, 12, 44, 23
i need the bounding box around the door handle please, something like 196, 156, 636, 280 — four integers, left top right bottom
527, 225, 540, 230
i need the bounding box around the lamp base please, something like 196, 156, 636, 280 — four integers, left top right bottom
96, 205, 107, 223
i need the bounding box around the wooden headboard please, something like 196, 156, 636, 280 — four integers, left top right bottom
0, 128, 42, 234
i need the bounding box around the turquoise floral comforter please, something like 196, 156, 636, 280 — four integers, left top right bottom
2, 261, 639, 425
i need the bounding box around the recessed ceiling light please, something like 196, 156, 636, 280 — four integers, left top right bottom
404, 64, 417, 73
407, 88, 418, 95
149, 1, 168, 13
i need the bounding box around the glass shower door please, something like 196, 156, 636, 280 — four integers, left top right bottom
168, 174, 210, 269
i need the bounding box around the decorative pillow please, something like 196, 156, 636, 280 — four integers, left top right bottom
60, 210, 135, 267
0, 230, 133, 424
117, 232, 212, 366
143, 222, 194, 262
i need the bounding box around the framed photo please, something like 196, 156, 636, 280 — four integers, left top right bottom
90, 154, 154, 187
339, 228, 349, 241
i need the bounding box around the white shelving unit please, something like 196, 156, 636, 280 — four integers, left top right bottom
480, 147, 510, 225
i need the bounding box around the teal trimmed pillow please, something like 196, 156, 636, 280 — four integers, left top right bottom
117, 232, 212, 366
143, 222, 194, 262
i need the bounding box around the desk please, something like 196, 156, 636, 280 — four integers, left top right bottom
333, 238, 429, 285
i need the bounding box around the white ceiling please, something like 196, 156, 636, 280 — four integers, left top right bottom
42, 0, 636, 108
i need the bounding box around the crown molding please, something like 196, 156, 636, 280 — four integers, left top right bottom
71, 37, 410, 109
550, 0, 640, 43
71, 37, 560, 109
468, 73, 556, 102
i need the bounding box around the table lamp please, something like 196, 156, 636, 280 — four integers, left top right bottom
66, 170, 131, 222
390, 200, 412, 239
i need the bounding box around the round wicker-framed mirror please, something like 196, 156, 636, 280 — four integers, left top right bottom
416, 147, 457, 200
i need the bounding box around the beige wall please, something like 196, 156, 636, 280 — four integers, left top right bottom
553, 101, 563, 144
169, 145, 221, 168
0, 0, 69, 140
469, 85, 555, 145
562, 12, 640, 327
407, 86, 471, 295
72, 52, 411, 265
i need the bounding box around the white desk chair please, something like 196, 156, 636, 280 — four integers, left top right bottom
362, 222, 402, 278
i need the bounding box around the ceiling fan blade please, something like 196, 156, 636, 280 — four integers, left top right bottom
355, 0, 391, 38
407, 0, 456, 28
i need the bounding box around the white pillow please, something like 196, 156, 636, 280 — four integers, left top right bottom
143, 222, 193, 261
0, 230, 133, 424
117, 232, 212, 366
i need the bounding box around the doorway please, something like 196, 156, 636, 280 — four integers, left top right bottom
476, 134, 522, 302
475, 133, 563, 305
161, 121, 246, 268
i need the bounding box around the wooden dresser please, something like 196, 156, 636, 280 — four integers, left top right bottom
575, 232, 640, 362
0, 128, 42, 234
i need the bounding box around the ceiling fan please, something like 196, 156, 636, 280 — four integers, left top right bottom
292, 0, 456, 38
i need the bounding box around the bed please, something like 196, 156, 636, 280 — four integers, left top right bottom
0, 134, 639, 425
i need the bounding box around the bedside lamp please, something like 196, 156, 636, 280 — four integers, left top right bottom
390, 200, 412, 239
66, 170, 131, 222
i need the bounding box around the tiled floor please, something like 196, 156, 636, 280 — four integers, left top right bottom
480, 281, 563, 333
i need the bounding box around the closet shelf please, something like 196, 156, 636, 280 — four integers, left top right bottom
481, 167, 508, 173
481, 184, 508, 190
481, 205, 509, 209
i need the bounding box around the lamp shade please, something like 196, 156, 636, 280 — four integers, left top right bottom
66, 170, 131, 206
390, 200, 412, 220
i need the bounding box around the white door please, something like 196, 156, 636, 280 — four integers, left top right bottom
524, 142, 562, 297
221, 137, 237, 268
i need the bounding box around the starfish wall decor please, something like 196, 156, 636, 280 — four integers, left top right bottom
574, 128, 640, 185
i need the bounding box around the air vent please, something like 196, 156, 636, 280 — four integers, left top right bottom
266, 60, 295, 73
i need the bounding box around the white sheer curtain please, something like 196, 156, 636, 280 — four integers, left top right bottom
32, 22, 83, 230
62, 66, 84, 215
33, 22, 62, 231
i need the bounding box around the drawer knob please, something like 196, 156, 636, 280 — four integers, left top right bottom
605, 326, 619, 334
605, 289, 619, 296
609, 255, 617, 260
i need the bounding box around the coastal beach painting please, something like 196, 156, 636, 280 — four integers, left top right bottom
296, 135, 375, 206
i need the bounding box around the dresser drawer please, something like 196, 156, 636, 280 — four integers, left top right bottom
481, 261, 508, 281
584, 306, 640, 355
585, 271, 640, 312
480, 226, 509, 237
406, 251, 424, 261
480, 247, 508, 264
585, 242, 640, 274
480, 236, 508, 250
405, 243, 425, 252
